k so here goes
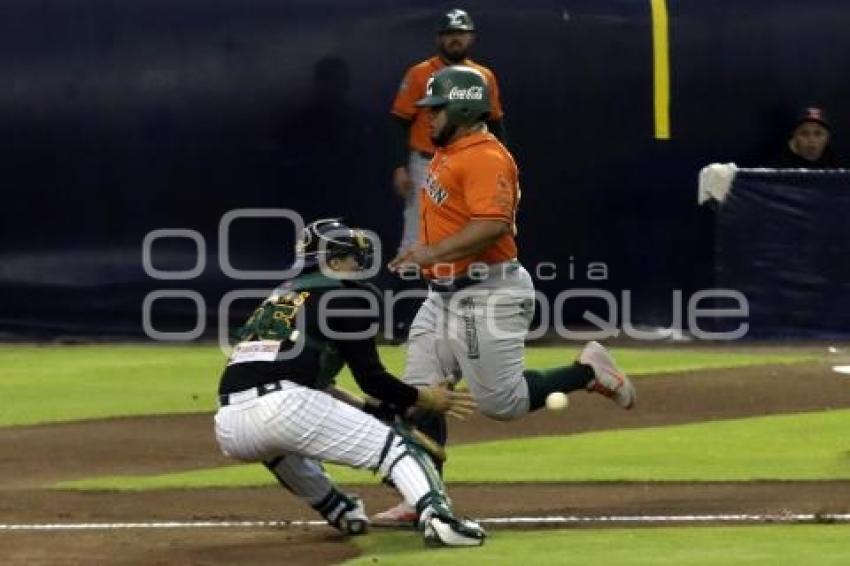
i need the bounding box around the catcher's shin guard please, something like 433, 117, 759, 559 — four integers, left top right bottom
375, 427, 448, 509
377, 426, 445, 492
312, 489, 369, 535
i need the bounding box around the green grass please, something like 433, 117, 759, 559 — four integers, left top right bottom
0, 344, 815, 427
346, 525, 850, 565
55, 409, 850, 490
0, 345, 221, 426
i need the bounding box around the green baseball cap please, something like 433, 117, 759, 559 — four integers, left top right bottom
437, 9, 475, 33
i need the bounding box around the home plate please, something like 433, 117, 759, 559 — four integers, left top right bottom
832, 366, 850, 375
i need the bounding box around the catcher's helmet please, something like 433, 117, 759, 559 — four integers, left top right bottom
415, 65, 490, 130
296, 218, 374, 270
437, 9, 475, 33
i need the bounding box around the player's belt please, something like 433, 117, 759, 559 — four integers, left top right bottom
428, 276, 479, 294
218, 380, 285, 406
415, 151, 434, 159
428, 260, 520, 293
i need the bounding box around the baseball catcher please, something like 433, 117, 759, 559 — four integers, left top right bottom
214, 218, 485, 546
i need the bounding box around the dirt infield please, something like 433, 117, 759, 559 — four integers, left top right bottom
2, 361, 850, 564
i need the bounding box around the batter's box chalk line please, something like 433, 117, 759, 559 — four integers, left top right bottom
3, 514, 850, 531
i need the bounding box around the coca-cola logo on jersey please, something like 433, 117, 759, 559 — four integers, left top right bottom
447, 86, 484, 101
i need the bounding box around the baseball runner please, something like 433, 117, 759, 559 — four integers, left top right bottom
214, 218, 485, 546
390, 8, 506, 252
374, 66, 637, 525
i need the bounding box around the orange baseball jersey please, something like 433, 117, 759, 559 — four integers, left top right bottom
392, 57, 503, 154
419, 131, 519, 280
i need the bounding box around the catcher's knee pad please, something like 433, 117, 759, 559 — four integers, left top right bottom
312, 488, 369, 535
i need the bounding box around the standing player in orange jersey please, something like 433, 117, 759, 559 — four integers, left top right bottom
389, 8, 506, 253
373, 65, 637, 526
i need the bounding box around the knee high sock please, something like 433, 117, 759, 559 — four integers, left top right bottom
523, 363, 594, 412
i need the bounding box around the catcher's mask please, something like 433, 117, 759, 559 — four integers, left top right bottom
296, 218, 374, 272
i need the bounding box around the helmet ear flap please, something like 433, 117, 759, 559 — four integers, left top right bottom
451, 105, 482, 129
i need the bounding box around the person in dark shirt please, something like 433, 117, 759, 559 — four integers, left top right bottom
772, 107, 839, 168
214, 218, 485, 547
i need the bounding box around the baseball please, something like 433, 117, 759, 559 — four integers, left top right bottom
545, 392, 569, 411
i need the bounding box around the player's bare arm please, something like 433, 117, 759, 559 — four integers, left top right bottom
388, 219, 509, 271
